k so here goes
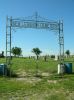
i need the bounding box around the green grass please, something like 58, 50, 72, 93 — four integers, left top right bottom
11, 58, 58, 75
0, 57, 74, 100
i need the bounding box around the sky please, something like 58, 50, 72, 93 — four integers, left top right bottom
0, 0, 74, 56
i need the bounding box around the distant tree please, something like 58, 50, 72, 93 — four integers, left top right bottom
11, 47, 22, 57
44, 55, 47, 62
2, 51, 4, 57
0, 51, 4, 58
32, 47, 42, 60
65, 50, 70, 57
50, 55, 55, 59
32, 48, 42, 77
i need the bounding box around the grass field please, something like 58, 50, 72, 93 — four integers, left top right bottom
0, 57, 74, 100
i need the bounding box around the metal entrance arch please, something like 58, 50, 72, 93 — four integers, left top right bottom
6, 12, 64, 68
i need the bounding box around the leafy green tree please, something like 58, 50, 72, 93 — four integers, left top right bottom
2, 51, 4, 57
32, 47, 42, 77
0, 51, 4, 58
44, 55, 47, 62
65, 50, 70, 57
11, 47, 22, 57
32, 47, 42, 60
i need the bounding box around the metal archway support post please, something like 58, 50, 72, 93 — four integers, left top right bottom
6, 16, 12, 76
59, 20, 64, 64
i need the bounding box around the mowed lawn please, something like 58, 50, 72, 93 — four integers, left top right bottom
0, 57, 74, 100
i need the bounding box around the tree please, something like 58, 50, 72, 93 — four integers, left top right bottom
2, 51, 4, 57
65, 50, 70, 57
44, 55, 47, 62
11, 47, 22, 57
32, 48, 42, 77
32, 48, 42, 60
0, 51, 4, 58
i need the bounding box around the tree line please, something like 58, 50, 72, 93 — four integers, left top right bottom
11, 47, 71, 58
0, 47, 71, 59
11, 47, 42, 59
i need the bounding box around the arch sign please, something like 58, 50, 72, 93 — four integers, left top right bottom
6, 13, 64, 68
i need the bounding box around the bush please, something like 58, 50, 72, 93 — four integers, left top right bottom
50, 55, 55, 58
